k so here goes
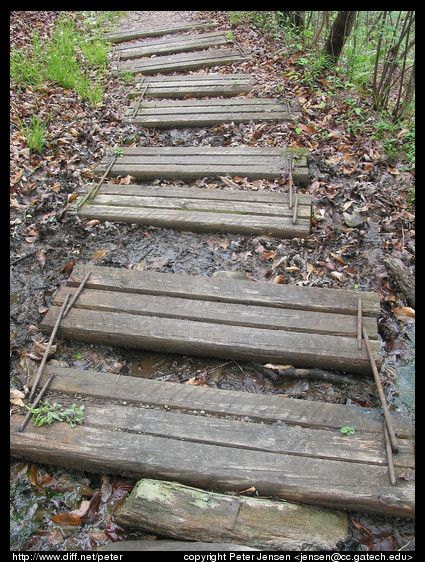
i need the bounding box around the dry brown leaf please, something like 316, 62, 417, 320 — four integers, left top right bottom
392, 307, 415, 321
51, 513, 81, 526
261, 250, 277, 260
92, 250, 107, 261
10, 387, 26, 407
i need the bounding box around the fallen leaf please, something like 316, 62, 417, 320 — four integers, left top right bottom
29, 464, 46, 494
10, 387, 26, 406
392, 307, 415, 321
69, 500, 91, 519
92, 250, 107, 261
261, 250, 277, 260
330, 271, 344, 281
52, 513, 81, 526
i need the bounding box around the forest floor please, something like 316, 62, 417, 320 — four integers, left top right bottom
10, 11, 415, 551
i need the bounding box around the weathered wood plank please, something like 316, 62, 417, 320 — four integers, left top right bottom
79, 205, 311, 238
115, 479, 349, 550
86, 193, 311, 216
52, 286, 378, 339
82, 403, 413, 468
125, 97, 298, 128
128, 73, 255, 99
9, 412, 415, 517
11, 367, 414, 517
78, 181, 311, 238
33, 366, 415, 438
95, 146, 309, 184
106, 22, 218, 43
40, 264, 383, 373
118, 31, 230, 59
66, 264, 381, 318
117, 47, 249, 74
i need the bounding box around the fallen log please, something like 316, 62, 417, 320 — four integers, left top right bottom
98, 541, 259, 551
383, 256, 415, 309
116, 478, 348, 551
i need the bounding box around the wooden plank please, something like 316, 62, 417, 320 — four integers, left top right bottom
115, 479, 349, 551
66, 264, 381, 317
106, 22, 218, 43
78, 182, 311, 238
128, 73, 255, 99
78, 205, 311, 238
95, 146, 309, 184
118, 31, 230, 59
10, 403, 415, 517
117, 48, 249, 75
40, 305, 380, 373
40, 265, 382, 373
51, 286, 377, 339
33, 366, 415, 438
125, 98, 298, 128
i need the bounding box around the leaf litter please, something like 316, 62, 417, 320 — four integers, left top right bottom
10, 10, 414, 551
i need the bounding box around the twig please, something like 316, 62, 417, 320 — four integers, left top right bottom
76, 155, 117, 210
18, 373, 55, 432
28, 293, 70, 402
363, 323, 398, 452
260, 365, 359, 386
63, 272, 91, 318
219, 176, 241, 190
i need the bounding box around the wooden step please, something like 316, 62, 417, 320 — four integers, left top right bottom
95, 146, 310, 184
40, 264, 381, 373
116, 47, 249, 75
117, 31, 230, 59
10, 366, 415, 518
128, 74, 255, 99
125, 97, 299, 128
78, 183, 312, 238
106, 22, 218, 43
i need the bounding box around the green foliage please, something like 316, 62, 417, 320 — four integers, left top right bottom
25, 399, 85, 428
340, 426, 356, 435
10, 12, 110, 103
16, 113, 50, 153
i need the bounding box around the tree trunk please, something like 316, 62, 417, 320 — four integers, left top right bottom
323, 11, 356, 67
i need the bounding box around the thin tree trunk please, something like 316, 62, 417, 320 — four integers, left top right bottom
323, 11, 357, 67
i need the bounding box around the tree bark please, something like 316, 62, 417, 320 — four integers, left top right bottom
323, 11, 356, 67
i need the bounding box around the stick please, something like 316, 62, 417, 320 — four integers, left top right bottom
357, 298, 363, 350
18, 373, 55, 432
383, 424, 397, 486
363, 323, 398, 452
63, 272, 91, 318
28, 293, 70, 403
76, 155, 117, 210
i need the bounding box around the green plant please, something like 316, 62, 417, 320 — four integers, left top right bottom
340, 426, 356, 435
17, 113, 50, 153
25, 399, 85, 428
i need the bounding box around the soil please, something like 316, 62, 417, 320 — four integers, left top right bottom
10, 11, 415, 551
